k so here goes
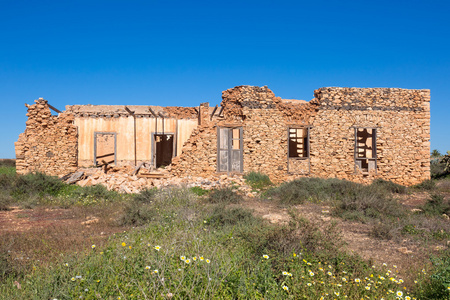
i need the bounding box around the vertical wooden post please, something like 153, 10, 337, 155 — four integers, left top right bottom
125, 106, 137, 166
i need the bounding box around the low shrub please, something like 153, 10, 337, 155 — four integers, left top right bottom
120, 201, 158, 226
266, 177, 361, 205
19, 194, 42, 209
244, 172, 272, 190
371, 178, 407, 194
0, 251, 16, 280
236, 222, 298, 257
413, 179, 436, 191
68, 184, 118, 201
12, 172, 65, 198
268, 177, 405, 222
133, 188, 157, 203
431, 155, 450, 179
422, 194, 450, 216
120, 188, 199, 226
337, 187, 404, 221
208, 206, 257, 227
0, 166, 16, 176
189, 186, 209, 196
0, 191, 13, 211
413, 250, 450, 299
207, 187, 243, 204
436, 179, 450, 193
370, 221, 394, 240
0, 159, 15, 168
0, 173, 17, 192
394, 214, 450, 242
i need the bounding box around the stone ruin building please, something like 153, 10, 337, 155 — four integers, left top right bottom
15, 85, 431, 187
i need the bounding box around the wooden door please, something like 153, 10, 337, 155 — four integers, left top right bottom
217, 127, 243, 173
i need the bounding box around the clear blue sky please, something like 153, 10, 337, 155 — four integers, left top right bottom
1, 0, 449, 158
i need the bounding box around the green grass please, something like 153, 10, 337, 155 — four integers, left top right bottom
244, 172, 273, 190
0, 187, 422, 299
0, 170, 126, 209
207, 187, 243, 204
371, 178, 407, 194
0, 166, 16, 176
0, 171, 449, 299
189, 186, 210, 196
412, 179, 436, 191
413, 249, 450, 299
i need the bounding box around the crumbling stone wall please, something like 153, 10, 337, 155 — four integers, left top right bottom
171, 102, 217, 177
15, 99, 78, 176
15, 86, 430, 187
310, 87, 430, 185
171, 86, 318, 182
171, 85, 430, 186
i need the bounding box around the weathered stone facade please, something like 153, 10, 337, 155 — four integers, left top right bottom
170, 86, 430, 186
15, 99, 78, 176
310, 88, 430, 185
15, 85, 430, 186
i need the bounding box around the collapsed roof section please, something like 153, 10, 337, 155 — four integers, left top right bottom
65, 86, 319, 123
66, 104, 199, 119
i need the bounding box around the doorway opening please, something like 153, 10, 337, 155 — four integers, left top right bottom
153, 134, 174, 168
94, 132, 116, 166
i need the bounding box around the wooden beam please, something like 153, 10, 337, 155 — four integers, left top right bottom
132, 162, 145, 176
125, 106, 137, 166
124, 106, 134, 115
48, 103, 62, 114
210, 105, 218, 120
148, 107, 158, 118
158, 112, 165, 134
137, 172, 167, 179
65, 171, 85, 184
218, 106, 224, 117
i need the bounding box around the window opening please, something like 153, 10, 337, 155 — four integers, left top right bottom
354, 128, 377, 173
288, 127, 309, 158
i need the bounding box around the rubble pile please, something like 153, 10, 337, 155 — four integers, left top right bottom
71, 166, 256, 196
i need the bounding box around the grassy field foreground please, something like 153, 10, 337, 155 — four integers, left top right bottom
0, 164, 449, 299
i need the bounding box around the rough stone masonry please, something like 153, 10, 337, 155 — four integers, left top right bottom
15, 85, 430, 187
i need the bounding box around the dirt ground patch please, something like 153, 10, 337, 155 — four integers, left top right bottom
0, 205, 129, 271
